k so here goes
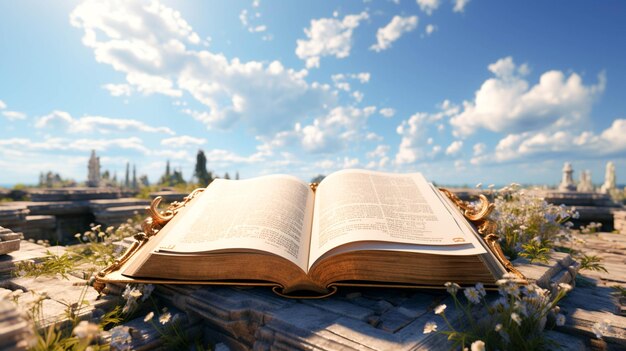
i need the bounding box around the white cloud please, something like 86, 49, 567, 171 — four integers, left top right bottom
258, 105, 378, 155
331, 72, 371, 92
366, 145, 391, 169
102, 83, 133, 97
249, 25, 267, 33
0, 100, 6, 109
471, 119, 626, 165
0, 136, 150, 154
2, 111, 27, 120
296, 12, 369, 68
239, 9, 249, 26
453, 0, 470, 13
472, 142, 486, 156
370, 15, 418, 52
416, 0, 440, 15
425, 24, 436, 36
379, 108, 395, 118
71, 0, 334, 136
352, 91, 364, 102
161, 135, 207, 148
450, 56, 605, 136
35, 110, 175, 135
394, 102, 460, 164
395, 112, 429, 164
445, 140, 463, 155
239, 8, 268, 34
367, 144, 390, 158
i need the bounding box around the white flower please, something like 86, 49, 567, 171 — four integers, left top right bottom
423, 321, 437, 334
144, 311, 154, 322
159, 312, 172, 325
464, 287, 481, 304
434, 304, 446, 315
445, 282, 460, 295
475, 282, 487, 297
494, 323, 502, 332
471, 340, 485, 351
514, 301, 528, 316
511, 312, 522, 326
556, 314, 566, 326
73, 321, 100, 340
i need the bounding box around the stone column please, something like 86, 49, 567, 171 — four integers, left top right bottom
600, 161, 616, 194
558, 162, 576, 191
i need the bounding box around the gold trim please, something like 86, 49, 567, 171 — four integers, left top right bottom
309, 182, 318, 192
438, 188, 525, 280
272, 285, 338, 299
94, 188, 205, 293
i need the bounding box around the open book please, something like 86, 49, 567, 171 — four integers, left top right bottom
98, 169, 515, 297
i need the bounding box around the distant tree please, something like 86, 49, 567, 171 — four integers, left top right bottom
102, 170, 110, 180
235, 171, 240, 180
311, 174, 326, 184
124, 162, 130, 188
132, 165, 137, 189
38, 172, 45, 187
171, 168, 186, 186
139, 175, 150, 187
159, 160, 174, 186
194, 150, 212, 186
224, 172, 230, 180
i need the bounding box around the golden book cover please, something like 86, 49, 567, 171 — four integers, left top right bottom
96, 169, 520, 298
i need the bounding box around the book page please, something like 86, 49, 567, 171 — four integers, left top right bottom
308, 169, 477, 268
156, 175, 314, 272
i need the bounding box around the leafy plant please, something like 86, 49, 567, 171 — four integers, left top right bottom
519, 239, 551, 263
14, 251, 79, 279
579, 255, 608, 273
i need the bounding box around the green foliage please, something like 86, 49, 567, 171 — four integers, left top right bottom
519, 240, 551, 263
579, 255, 608, 273
14, 251, 78, 279
194, 150, 213, 186
12, 183, 28, 190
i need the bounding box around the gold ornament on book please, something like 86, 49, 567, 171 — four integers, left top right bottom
94, 188, 205, 293
438, 188, 524, 280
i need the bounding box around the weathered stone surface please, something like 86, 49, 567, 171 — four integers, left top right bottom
615, 210, 626, 235
29, 188, 124, 202
149, 190, 187, 203
93, 204, 147, 227
0, 299, 33, 351
514, 251, 579, 295
0, 226, 21, 255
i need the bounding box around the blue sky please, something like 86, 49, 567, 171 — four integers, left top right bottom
0, 0, 625, 186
